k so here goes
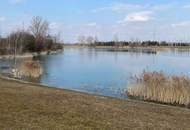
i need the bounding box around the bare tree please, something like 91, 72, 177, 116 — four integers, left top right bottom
8, 31, 22, 69
54, 31, 62, 44
29, 16, 49, 41
113, 34, 119, 47
113, 34, 119, 43
94, 36, 99, 43
86, 36, 94, 45
29, 16, 49, 51
0, 28, 1, 39
78, 35, 86, 44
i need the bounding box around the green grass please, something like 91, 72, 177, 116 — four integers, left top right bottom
0, 77, 190, 129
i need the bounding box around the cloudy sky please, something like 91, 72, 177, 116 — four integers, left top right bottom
1, 0, 190, 42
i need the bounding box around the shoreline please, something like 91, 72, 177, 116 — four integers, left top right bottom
0, 74, 188, 109
0, 75, 190, 129
2, 74, 189, 109
63, 45, 190, 51
0, 49, 63, 60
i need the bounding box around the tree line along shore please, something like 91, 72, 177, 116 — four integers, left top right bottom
0, 16, 63, 56
72, 34, 190, 48
0, 15, 189, 57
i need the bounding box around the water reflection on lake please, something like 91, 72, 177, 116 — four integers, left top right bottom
1, 48, 190, 99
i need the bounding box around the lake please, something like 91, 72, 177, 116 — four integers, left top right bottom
1, 48, 190, 99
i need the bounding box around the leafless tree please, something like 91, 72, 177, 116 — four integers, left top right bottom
78, 35, 86, 44
29, 16, 49, 40
113, 34, 119, 47
54, 31, 62, 44
94, 36, 99, 43
113, 34, 119, 43
8, 31, 22, 68
28, 16, 49, 51
0, 29, 1, 39
86, 36, 94, 45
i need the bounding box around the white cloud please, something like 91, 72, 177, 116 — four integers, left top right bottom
9, 0, 25, 4
50, 22, 64, 30
86, 22, 97, 27
92, 3, 173, 13
151, 4, 173, 11
118, 11, 153, 23
92, 3, 143, 13
0, 16, 6, 22
172, 21, 190, 27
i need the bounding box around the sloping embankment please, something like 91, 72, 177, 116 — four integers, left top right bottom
0, 76, 190, 130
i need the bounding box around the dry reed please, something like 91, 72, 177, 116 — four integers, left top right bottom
18, 60, 43, 78
127, 71, 190, 107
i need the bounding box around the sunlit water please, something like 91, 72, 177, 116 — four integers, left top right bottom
1, 48, 190, 99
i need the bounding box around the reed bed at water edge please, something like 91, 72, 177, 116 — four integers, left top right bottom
127, 71, 190, 107
18, 60, 43, 78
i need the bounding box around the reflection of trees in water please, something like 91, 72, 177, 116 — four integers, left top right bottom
77, 48, 157, 63
171, 49, 190, 57
36, 56, 51, 79
87, 48, 98, 61
78, 48, 98, 62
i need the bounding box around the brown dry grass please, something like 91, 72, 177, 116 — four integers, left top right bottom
18, 60, 43, 78
127, 71, 190, 107
0, 77, 190, 129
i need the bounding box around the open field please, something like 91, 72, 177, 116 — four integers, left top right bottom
0, 77, 190, 130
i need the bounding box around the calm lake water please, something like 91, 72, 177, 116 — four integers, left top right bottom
1, 48, 190, 99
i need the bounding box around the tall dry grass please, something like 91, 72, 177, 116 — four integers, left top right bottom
18, 60, 43, 78
127, 71, 190, 107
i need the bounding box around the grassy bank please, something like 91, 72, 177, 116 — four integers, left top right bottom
0, 77, 190, 129
127, 71, 190, 107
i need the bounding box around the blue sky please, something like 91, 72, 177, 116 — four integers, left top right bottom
1, 0, 190, 42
